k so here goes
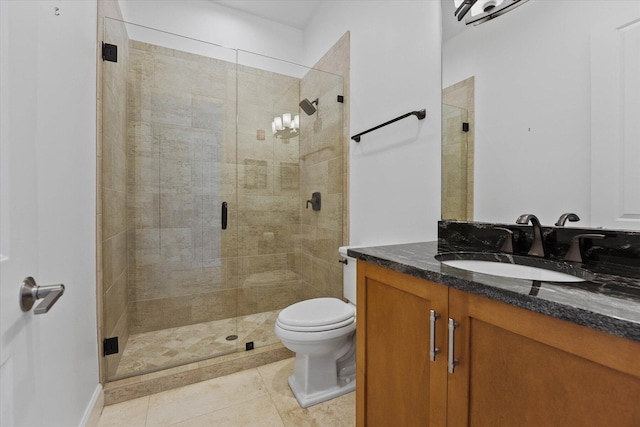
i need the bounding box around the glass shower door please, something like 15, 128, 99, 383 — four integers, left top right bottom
234, 51, 345, 352
101, 18, 345, 381
442, 103, 470, 221
101, 18, 239, 380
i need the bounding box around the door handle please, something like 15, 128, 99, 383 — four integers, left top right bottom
448, 318, 460, 373
429, 310, 441, 361
221, 201, 227, 230
20, 277, 65, 314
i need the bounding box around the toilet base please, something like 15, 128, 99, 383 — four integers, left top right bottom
287, 374, 356, 408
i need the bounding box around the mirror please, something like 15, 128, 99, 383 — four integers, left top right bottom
442, 0, 640, 229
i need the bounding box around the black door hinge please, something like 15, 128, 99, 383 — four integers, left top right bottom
462, 122, 469, 132
337, 95, 344, 103
102, 42, 118, 63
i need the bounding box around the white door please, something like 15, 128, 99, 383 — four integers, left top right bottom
1, 1, 99, 426
0, 2, 46, 426
591, 13, 640, 229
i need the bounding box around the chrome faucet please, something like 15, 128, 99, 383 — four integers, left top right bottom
555, 213, 580, 226
515, 214, 547, 257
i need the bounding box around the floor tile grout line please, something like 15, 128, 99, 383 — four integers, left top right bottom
160, 369, 278, 427
267, 391, 288, 427
145, 367, 273, 427
143, 395, 150, 427
143, 395, 154, 427
162, 394, 282, 427
257, 360, 292, 427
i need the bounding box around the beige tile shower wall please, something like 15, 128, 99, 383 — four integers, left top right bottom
312, 32, 350, 247
100, 8, 131, 379
126, 41, 237, 334
298, 33, 349, 300
235, 65, 303, 316
442, 105, 468, 220
126, 37, 349, 334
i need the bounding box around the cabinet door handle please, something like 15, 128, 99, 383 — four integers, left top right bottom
429, 309, 441, 361
448, 318, 460, 373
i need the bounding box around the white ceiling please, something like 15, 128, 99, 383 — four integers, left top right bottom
213, 0, 322, 30
213, 1, 465, 42
442, 0, 468, 42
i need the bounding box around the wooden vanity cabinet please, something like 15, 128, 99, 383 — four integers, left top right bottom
447, 288, 640, 427
356, 262, 449, 426
357, 260, 640, 427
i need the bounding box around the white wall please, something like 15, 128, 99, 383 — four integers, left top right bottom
443, 0, 640, 226
0, 1, 99, 426
118, 0, 306, 75
304, 1, 442, 245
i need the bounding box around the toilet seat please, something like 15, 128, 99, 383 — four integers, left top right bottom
277, 298, 355, 332
276, 316, 354, 332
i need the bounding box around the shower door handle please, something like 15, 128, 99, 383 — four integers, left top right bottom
221, 202, 227, 230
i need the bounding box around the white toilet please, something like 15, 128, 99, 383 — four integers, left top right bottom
274, 246, 357, 408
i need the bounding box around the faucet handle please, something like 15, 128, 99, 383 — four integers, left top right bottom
555, 213, 580, 226
564, 234, 606, 263
493, 227, 514, 253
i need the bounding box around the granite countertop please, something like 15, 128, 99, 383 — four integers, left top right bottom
348, 241, 640, 343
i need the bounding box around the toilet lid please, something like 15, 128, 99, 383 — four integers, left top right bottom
277, 298, 355, 329
276, 316, 355, 332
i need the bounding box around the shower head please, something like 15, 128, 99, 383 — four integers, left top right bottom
299, 98, 319, 116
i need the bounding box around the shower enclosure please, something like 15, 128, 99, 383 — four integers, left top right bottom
442, 78, 475, 222
100, 18, 344, 381
441, 103, 470, 221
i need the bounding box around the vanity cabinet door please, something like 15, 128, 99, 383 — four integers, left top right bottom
447, 288, 640, 427
356, 262, 449, 427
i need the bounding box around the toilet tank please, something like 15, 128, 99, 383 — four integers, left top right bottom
339, 246, 357, 304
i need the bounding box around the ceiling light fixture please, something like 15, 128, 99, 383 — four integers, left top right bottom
454, 0, 529, 25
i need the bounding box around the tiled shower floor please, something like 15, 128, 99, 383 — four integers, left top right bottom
115, 310, 281, 378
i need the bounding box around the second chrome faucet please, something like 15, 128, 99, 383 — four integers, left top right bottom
555, 212, 580, 226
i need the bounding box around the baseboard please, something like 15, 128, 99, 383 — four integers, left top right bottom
80, 384, 104, 427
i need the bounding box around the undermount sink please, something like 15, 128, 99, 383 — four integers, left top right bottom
440, 259, 586, 282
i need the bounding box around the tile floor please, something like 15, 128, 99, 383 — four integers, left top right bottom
116, 310, 281, 377
98, 358, 356, 427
